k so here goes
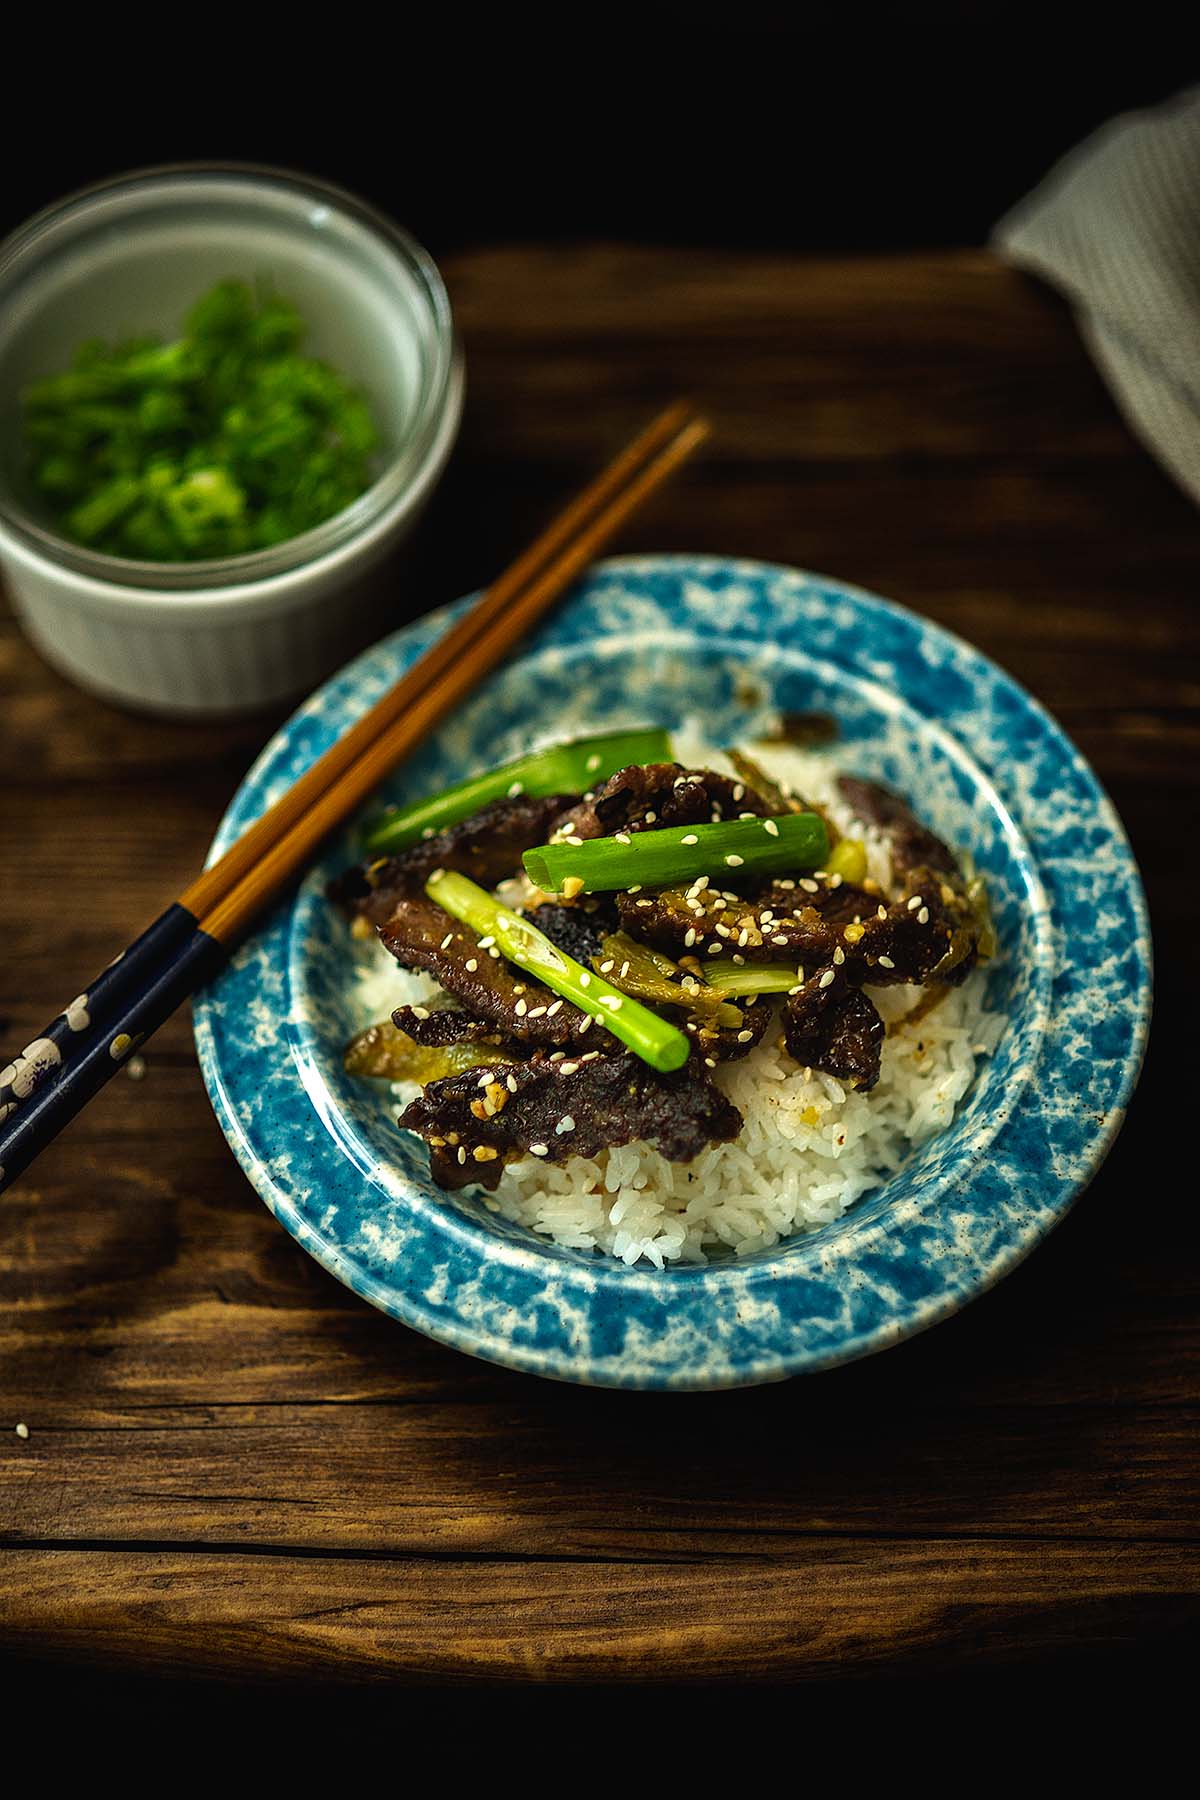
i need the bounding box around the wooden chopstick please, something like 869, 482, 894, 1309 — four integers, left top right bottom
181, 400, 698, 925
197, 408, 709, 945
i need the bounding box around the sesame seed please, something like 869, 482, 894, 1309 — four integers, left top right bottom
732, 784, 744, 801
726, 854, 744, 867
636, 898, 651, 908
772, 934, 789, 946
830, 873, 844, 888
507, 1074, 518, 1092
586, 753, 602, 771
411, 1006, 430, 1020
529, 1143, 549, 1156
457, 1146, 467, 1165
736, 1029, 754, 1043
527, 1005, 547, 1018
579, 1015, 594, 1032
907, 894, 922, 911
684, 928, 696, 947
560, 1061, 579, 1075
877, 906, 888, 921
733, 953, 745, 966
15, 1423, 28, 1440
579, 971, 590, 987
515, 999, 528, 1016
477, 935, 495, 949
738, 929, 749, 947
877, 956, 895, 970
918, 907, 930, 924
565, 834, 584, 847
739, 811, 757, 821
705, 1056, 717, 1068
556, 1115, 576, 1134
421, 827, 435, 840
488, 947, 501, 959
465, 958, 478, 972
615, 832, 632, 845
778, 879, 795, 890
628, 884, 643, 894
800, 878, 819, 893
440, 933, 453, 950
598, 994, 623, 1010
819, 969, 836, 988
582, 1051, 601, 1061
546, 1000, 563, 1016
707, 941, 722, 954
507, 781, 525, 797
620, 961, 630, 977
681, 833, 699, 845
477, 1074, 492, 1087
763, 818, 780, 837
832, 946, 845, 965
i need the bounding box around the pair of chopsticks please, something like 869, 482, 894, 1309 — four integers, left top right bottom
0, 402, 709, 1195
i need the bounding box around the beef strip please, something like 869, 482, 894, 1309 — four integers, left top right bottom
399, 1048, 743, 1191
836, 775, 959, 877
331, 793, 576, 924
379, 895, 592, 1049
618, 868, 977, 988
392, 1005, 510, 1048
683, 992, 774, 1064
552, 762, 771, 842
782, 970, 885, 1091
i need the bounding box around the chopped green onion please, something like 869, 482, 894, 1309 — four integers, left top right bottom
523, 812, 829, 896
425, 870, 690, 1073
825, 837, 867, 883
702, 964, 804, 998
363, 728, 673, 855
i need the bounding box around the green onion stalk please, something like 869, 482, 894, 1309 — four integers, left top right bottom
701, 964, 806, 998
426, 871, 690, 1073
523, 812, 829, 896
363, 728, 672, 855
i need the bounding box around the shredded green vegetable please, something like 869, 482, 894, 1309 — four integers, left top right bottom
22, 279, 378, 560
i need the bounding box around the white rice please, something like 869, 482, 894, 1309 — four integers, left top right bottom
353, 737, 1007, 1268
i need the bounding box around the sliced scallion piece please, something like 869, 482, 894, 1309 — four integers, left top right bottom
701, 964, 805, 998
362, 727, 673, 854
425, 870, 690, 1073
523, 811, 829, 896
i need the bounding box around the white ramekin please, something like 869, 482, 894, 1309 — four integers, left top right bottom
0, 166, 463, 716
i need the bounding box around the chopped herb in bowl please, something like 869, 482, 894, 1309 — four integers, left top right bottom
22, 280, 379, 561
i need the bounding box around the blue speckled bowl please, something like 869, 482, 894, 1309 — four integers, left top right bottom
193, 556, 1151, 1388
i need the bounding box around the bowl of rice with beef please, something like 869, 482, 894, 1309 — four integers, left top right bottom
194, 556, 1151, 1388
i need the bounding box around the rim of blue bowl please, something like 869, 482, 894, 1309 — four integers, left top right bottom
193, 555, 1152, 1388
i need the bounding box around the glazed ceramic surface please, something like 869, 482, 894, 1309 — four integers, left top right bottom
193, 557, 1151, 1388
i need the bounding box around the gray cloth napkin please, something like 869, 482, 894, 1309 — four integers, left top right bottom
993, 88, 1200, 502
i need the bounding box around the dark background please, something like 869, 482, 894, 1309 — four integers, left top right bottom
4, 26, 1191, 254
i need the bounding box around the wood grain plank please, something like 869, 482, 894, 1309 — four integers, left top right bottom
2, 1543, 1195, 1684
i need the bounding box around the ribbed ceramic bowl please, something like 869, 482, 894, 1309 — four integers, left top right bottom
193, 556, 1151, 1388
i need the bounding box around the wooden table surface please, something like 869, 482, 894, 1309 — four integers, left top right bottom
1, 246, 1196, 1689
